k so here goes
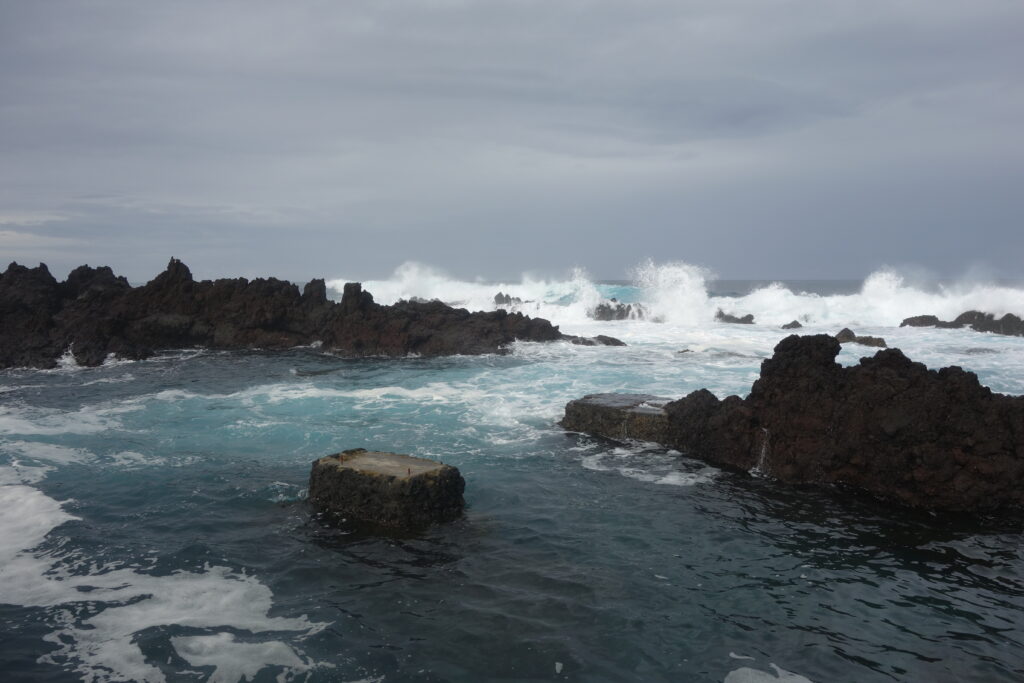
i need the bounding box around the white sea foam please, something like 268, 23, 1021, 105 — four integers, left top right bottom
326, 259, 1024, 332
0, 482, 325, 683
171, 633, 324, 683
0, 402, 140, 436
724, 663, 815, 683
581, 448, 718, 486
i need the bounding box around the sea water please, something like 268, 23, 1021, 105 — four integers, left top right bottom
2, 262, 1023, 682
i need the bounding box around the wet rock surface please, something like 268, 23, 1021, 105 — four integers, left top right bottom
562, 335, 1024, 513
309, 449, 465, 528
715, 309, 755, 324
590, 299, 646, 321
901, 311, 1024, 337
0, 259, 624, 368
835, 327, 887, 348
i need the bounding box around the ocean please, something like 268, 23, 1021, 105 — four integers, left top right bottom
2, 261, 1023, 682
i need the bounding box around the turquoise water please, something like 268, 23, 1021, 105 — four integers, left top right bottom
3, 273, 1024, 682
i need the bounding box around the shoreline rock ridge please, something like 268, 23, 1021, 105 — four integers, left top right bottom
0, 258, 623, 368
561, 334, 1024, 513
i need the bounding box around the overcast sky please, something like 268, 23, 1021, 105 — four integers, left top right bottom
1, 0, 1021, 282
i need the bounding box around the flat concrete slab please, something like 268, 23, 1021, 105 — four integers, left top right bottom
322, 450, 445, 479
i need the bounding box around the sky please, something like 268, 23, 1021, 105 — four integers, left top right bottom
1, 0, 1022, 283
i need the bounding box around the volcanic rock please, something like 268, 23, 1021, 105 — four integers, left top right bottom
900, 311, 1024, 337
781, 320, 803, 330
561, 334, 1024, 513
590, 299, 646, 321
493, 292, 522, 307
0, 259, 625, 368
715, 309, 754, 324
835, 328, 887, 348
309, 449, 465, 528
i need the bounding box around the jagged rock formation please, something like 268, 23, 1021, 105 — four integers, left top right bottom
590, 299, 646, 321
309, 449, 465, 528
493, 292, 523, 307
835, 327, 887, 348
0, 259, 623, 368
562, 335, 1024, 513
715, 309, 754, 324
901, 311, 1024, 337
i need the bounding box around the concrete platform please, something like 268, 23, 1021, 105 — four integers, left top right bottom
309, 449, 465, 528
559, 393, 671, 443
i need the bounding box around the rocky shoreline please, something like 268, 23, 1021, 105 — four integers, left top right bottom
562, 335, 1024, 513
0, 259, 623, 369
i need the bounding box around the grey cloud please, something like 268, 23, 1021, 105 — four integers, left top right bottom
0, 0, 1021, 281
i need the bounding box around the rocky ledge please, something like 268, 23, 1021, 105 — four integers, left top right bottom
901, 311, 1024, 337
561, 335, 1024, 513
0, 259, 623, 368
309, 449, 465, 528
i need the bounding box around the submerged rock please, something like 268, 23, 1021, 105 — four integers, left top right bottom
901, 311, 1024, 337
835, 328, 887, 348
561, 335, 1024, 513
309, 449, 465, 528
0, 259, 625, 368
715, 309, 754, 324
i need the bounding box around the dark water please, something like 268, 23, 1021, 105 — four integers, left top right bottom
2, 346, 1023, 682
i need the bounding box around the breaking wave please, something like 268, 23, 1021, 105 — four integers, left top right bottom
326, 260, 1024, 330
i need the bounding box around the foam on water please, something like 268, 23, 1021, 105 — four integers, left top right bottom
0, 482, 325, 682
580, 445, 719, 487
725, 663, 815, 683
326, 259, 1024, 332
0, 401, 141, 436
0, 427, 326, 683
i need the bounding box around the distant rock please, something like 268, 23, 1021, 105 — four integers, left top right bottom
900, 311, 1024, 337
0, 259, 626, 368
781, 320, 802, 330
835, 328, 887, 348
309, 449, 465, 528
564, 334, 627, 347
590, 299, 646, 321
493, 291, 522, 307
561, 335, 1024, 513
715, 309, 754, 324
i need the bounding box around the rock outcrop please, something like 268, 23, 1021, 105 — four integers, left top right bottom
715, 309, 754, 324
590, 299, 646, 321
901, 311, 1024, 337
309, 449, 465, 528
562, 335, 1024, 513
493, 292, 522, 307
0, 259, 624, 368
835, 327, 887, 348
781, 320, 802, 330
